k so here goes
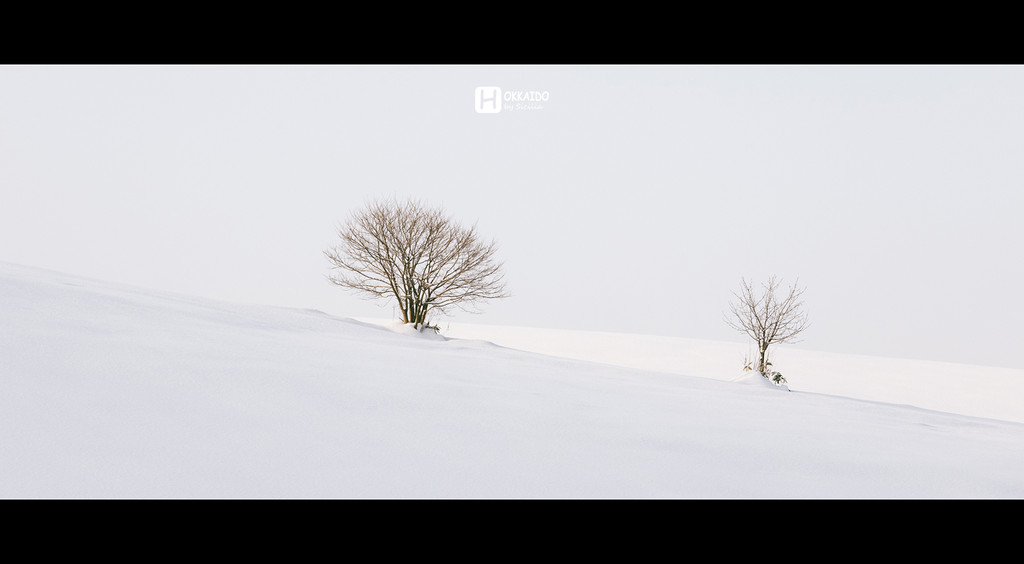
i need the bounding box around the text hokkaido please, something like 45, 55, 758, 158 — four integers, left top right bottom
504, 90, 550, 102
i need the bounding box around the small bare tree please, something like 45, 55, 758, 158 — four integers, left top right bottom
324, 198, 509, 331
725, 276, 809, 384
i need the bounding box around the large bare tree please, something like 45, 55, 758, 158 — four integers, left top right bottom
324, 198, 509, 331
725, 276, 809, 383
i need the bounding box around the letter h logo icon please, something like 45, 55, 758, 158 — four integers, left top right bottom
475, 87, 502, 113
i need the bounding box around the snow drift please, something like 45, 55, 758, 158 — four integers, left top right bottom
2, 262, 1024, 498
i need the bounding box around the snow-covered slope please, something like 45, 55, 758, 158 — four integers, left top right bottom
429, 322, 1024, 426
3, 262, 1024, 498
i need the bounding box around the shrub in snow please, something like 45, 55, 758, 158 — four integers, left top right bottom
743, 357, 787, 386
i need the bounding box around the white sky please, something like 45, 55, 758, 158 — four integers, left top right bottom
1, 65, 1021, 369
